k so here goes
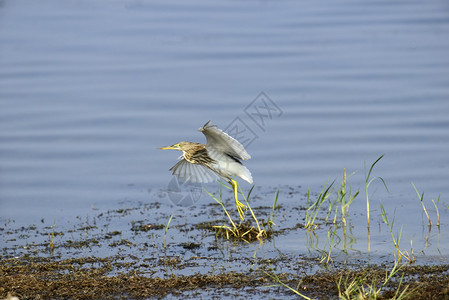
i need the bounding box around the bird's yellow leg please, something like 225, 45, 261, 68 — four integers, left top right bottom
230, 179, 246, 220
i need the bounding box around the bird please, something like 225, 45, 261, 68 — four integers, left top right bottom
159, 120, 253, 220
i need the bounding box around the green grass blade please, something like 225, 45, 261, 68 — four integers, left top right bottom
411, 182, 423, 201
269, 189, 280, 225
366, 154, 384, 182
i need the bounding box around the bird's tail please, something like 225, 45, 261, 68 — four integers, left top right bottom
239, 166, 253, 184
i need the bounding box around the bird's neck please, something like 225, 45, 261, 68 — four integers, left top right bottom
183, 151, 198, 163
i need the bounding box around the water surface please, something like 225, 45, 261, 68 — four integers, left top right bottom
1, 0, 449, 261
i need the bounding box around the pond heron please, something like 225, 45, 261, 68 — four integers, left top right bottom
159, 120, 253, 219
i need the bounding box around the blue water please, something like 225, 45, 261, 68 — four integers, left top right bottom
1, 0, 449, 258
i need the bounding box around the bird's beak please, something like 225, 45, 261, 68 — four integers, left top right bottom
158, 145, 176, 150
158, 146, 173, 150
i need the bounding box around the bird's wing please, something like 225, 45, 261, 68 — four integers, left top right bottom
198, 120, 251, 161
169, 158, 219, 183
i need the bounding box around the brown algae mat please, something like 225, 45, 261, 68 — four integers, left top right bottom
1, 256, 449, 299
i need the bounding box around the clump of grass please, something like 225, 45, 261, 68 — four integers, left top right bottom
203, 181, 276, 242
337, 260, 412, 300
304, 180, 333, 230
337, 168, 359, 227
238, 184, 267, 239
364, 154, 388, 228
266, 262, 412, 300
303, 169, 358, 262
308, 168, 358, 230
380, 203, 415, 264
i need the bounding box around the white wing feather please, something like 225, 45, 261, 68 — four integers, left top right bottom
169, 159, 219, 183
199, 120, 251, 161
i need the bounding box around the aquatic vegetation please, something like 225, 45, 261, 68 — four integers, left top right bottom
303, 168, 359, 263
48, 221, 56, 251
267, 189, 279, 227
164, 214, 173, 249
412, 182, 432, 227
364, 154, 388, 228
203, 181, 274, 241
325, 171, 347, 224
431, 195, 441, 227
204, 185, 238, 234
336, 168, 359, 227
336, 260, 412, 300
319, 224, 338, 265
304, 181, 333, 230
264, 268, 312, 300
380, 203, 415, 265
299, 157, 430, 265
239, 185, 267, 239
265, 261, 417, 300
